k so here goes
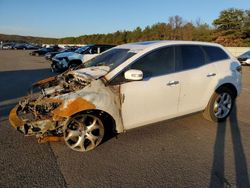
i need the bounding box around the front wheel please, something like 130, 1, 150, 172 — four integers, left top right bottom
203, 87, 235, 122
51, 63, 60, 73
69, 63, 79, 70
63, 113, 105, 152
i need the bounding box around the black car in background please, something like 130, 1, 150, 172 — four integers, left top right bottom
13, 43, 40, 50
44, 46, 79, 60
2, 43, 15, 49
30, 45, 61, 56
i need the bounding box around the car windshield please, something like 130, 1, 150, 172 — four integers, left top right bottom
75, 46, 90, 54
83, 48, 136, 72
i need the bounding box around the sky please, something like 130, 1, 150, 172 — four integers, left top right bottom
0, 0, 249, 38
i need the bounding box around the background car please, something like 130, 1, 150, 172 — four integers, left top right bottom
237, 50, 250, 65
13, 43, 29, 50
30, 45, 61, 56
51, 44, 115, 72
44, 46, 79, 60
2, 42, 15, 49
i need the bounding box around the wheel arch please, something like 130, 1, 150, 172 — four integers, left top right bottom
52, 97, 118, 134
215, 83, 238, 98
68, 109, 117, 136
68, 59, 82, 66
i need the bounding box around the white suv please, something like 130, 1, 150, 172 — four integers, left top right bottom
9, 41, 242, 152
51, 44, 115, 72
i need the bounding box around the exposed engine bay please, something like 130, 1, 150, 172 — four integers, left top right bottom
13, 71, 91, 138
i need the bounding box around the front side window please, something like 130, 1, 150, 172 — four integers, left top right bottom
202, 46, 229, 63
130, 46, 175, 78
175, 45, 205, 71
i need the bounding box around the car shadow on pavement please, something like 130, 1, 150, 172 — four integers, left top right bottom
209, 105, 250, 188
0, 69, 55, 119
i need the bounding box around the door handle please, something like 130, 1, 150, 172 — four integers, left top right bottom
167, 80, 179, 86
207, 73, 216, 77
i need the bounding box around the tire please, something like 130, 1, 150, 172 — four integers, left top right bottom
203, 87, 235, 122
69, 63, 79, 69
51, 63, 60, 73
63, 113, 105, 152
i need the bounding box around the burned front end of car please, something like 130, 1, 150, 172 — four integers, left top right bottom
9, 71, 92, 140
9, 66, 123, 147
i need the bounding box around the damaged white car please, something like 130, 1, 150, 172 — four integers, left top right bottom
9, 41, 242, 152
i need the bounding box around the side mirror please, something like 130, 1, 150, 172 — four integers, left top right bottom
124, 69, 143, 81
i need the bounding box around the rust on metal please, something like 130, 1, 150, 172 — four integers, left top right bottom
34, 76, 56, 86
38, 136, 64, 143
53, 97, 96, 118
9, 106, 24, 128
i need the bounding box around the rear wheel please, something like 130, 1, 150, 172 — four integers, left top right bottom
203, 87, 235, 122
63, 113, 105, 152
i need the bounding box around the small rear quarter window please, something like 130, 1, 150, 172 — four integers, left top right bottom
203, 46, 229, 63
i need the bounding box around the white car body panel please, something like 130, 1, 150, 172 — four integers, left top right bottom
121, 73, 180, 130
176, 63, 218, 115
73, 66, 110, 79
214, 59, 242, 95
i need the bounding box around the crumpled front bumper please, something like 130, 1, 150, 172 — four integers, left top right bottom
9, 105, 65, 142
8, 103, 60, 135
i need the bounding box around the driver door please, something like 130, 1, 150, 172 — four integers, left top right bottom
119, 46, 181, 130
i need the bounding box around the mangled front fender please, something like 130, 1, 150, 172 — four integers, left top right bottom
9, 66, 124, 141
54, 79, 124, 133
33, 76, 57, 87
53, 97, 96, 118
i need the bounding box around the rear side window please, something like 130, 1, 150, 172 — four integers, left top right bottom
175, 45, 205, 71
202, 46, 229, 63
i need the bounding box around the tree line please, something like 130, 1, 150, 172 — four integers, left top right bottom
1, 8, 250, 47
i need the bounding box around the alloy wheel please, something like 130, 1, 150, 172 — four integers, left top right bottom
64, 114, 104, 152
213, 92, 232, 119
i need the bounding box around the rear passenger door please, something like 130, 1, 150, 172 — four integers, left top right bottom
175, 45, 218, 114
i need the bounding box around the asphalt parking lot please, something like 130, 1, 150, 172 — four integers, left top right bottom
0, 50, 250, 188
